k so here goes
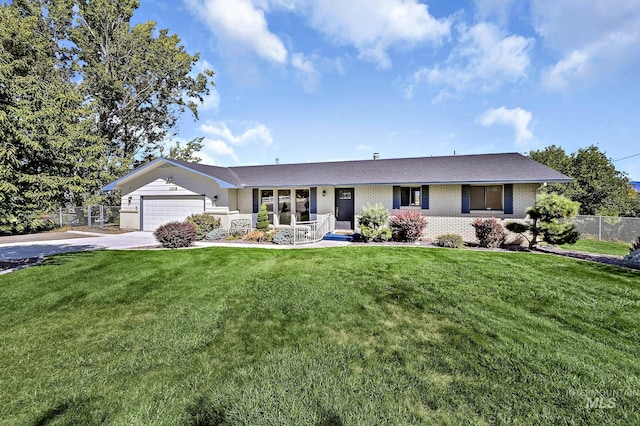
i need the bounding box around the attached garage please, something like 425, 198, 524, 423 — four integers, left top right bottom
141, 195, 205, 231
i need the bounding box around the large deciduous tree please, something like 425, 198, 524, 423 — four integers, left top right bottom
71, 0, 213, 176
529, 145, 639, 216
0, 0, 104, 233
0, 0, 214, 233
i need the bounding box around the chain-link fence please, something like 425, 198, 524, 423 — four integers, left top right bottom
570, 215, 640, 243
57, 206, 120, 229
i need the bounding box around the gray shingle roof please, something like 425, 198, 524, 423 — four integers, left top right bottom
169, 153, 571, 187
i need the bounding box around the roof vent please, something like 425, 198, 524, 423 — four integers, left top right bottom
276, 158, 280, 165
373, 152, 380, 160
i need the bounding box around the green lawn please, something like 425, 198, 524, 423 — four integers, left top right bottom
560, 239, 631, 256
1, 247, 639, 425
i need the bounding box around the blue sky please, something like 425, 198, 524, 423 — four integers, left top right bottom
134, 0, 640, 179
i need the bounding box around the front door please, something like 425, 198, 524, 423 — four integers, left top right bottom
335, 188, 354, 229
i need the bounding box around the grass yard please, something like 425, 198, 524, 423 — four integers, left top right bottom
560, 239, 631, 257
1, 247, 639, 425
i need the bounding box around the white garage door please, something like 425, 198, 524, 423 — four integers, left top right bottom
142, 196, 205, 231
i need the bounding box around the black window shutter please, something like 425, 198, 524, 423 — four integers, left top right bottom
421, 185, 429, 209
503, 184, 513, 214
461, 185, 470, 213
310, 187, 317, 214
393, 186, 401, 209
252, 188, 259, 213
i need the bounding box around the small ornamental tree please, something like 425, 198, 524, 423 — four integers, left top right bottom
506, 193, 580, 249
256, 203, 270, 231
358, 204, 391, 242
389, 210, 428, 242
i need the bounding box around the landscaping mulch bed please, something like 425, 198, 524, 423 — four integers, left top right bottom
536, 245, 636, 269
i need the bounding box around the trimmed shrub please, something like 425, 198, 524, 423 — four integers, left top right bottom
205, 228, 228, 241
243, 230, 266, 242
358, 204, 391, 242
435, 234, 465, 249
154, 221, 197, 248
389, 210, 428, 242
273, 228, 295, 245
631, 236, 640, 254
472, 218, 506, 248
256, 204, 270, 231
186, 213, 221, 240
624, 249, 640, 269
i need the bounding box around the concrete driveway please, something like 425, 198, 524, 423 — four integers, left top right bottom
0, 231, 157, 261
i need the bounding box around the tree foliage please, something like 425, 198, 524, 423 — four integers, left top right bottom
0, 0, 105, 233
529, 145, 639, 216
0, 0, 214, 233
506, 193, 580, 249
139, 137, 205, 164
71, 0, 213, 174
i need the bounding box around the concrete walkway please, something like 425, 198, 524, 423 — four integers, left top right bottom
0, 230, 351, 261
194, 240, 351, 249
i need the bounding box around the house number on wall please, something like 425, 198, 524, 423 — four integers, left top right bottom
168, 186, 178, 191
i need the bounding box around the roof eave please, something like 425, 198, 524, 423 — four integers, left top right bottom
236, 178, 572, 188
101, 158, 236, 191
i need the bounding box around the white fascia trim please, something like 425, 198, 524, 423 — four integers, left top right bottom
101, 158, 236, 191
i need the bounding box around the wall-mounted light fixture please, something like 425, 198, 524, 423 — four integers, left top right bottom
213, 195, 218, 202
165, 177, 174, 184
127, 196, 132, 205
322, 190, 327, 196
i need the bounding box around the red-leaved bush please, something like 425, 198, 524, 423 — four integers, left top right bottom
389, 210, 428, 242
154, 221, 197, 248
471, 217, 505, 248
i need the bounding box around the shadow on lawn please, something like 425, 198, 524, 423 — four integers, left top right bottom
0, 243, 103, 261
0, 245, 103, 272
184, 396, 227, 426
33, 397, 101, 426
183, 397, 344, 426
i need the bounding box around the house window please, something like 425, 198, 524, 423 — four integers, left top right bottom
338, 189, 352, 200
261, 189, 274, 223
296, 189, 310, 221
278, 189, 291, 225
400, 187, 421, 207
470, 185, 503, 210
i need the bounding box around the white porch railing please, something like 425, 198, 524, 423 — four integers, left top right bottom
292, 213, 335, 245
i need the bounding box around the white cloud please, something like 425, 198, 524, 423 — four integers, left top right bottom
200, 121, 274, 147
291, 52, 321, 93
185, 0, 287, 64
477, 106, 533, 144
405, 22, 533, 99
355, 144, 373, 152
202, 138, 237, 160
289, 52, 346, 92
531, 0, 640, 90
473, 0, 516, 24
297, 0, 450, 69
